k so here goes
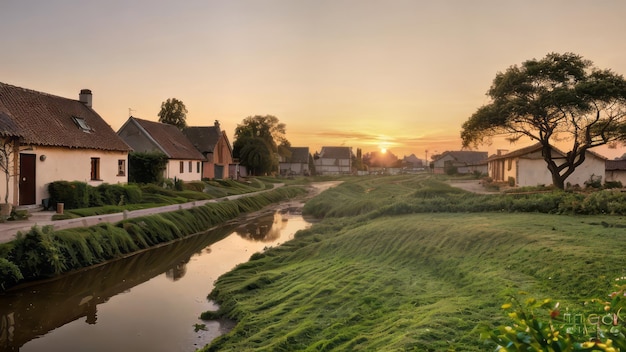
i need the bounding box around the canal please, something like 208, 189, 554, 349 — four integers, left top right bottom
0, 202, 314, 352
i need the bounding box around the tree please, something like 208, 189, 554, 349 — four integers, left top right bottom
233, 115, 289, 175
158, 98, 188, 130
461, 52, 626, 189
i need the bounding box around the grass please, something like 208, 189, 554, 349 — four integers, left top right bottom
201, 175, 626, 351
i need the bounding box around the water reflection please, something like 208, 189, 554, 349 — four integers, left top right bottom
0, 206, 313, 352
0, 225, 234, 351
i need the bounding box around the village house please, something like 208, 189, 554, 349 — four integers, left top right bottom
279, 147, 310, 176
0, 82, 131, 208
488, 143, 607, 187
432, 151, 488, 175
314, 146, 352, 175
182, 121, 234, 179
117, 117, 204, 182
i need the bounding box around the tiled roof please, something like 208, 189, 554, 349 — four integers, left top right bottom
436, 151, 488, 165
286, 147, 309, 163
488, 143, 607, 161
0, 82, 131, 151
319, 146, 351, 159
127, 117, 205, 160
182, 126, 222, 154
606, 159, 626, 171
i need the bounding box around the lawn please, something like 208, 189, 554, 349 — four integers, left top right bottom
201, 175, 626, 351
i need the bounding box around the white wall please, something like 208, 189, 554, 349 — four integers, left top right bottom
517, 154, 606, 187
17, 146, 128, 205
164, 159, 202, 182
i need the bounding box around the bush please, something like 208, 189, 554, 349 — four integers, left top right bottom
0, 258, 23, 290
48, 181, 90, 209
129, 152, 168, 184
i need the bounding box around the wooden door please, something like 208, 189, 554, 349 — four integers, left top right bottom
19, 153, 36, 205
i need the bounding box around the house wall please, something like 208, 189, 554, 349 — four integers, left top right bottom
314, 158, 350, 175
432, 155, 455, 174
165, 159, 202, 182
606, 170, 626, 185
516, 154, 606, 187
8, 146, 128, 206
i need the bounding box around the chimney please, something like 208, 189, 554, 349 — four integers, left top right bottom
214, 120, 221, 132
79, 89, 92, 108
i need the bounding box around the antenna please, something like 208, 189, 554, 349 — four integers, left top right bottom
128, 108, 136, 117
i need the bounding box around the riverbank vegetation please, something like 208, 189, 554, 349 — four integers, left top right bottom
0, 185, 307, 291
202, 174, 626, 351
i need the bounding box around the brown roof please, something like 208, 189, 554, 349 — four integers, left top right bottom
606, 159, 626, 171
0, 82, 130, 151
319, 146, 352, 159
124, 117, 205, 160
182, 123, 230, 155
435, 151, 487, 165
488, 143, 607, 161
285, 147, 310, 163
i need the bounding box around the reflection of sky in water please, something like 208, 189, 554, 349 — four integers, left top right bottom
10, 209, 312, 352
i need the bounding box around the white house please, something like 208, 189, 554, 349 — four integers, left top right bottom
279, 147, 310, 176
117, 117, 205, 182
432, 151, 488, 175
0, 82, 132, 207
488, 143, 607, 187
314, 146, 352, 175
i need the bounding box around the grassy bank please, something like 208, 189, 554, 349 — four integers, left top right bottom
0, 185, 307, 290
202, 175, 626, 351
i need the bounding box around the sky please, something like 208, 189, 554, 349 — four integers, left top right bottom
2, 0, 626, 160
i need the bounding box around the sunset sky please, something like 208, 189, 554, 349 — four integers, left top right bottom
2, 0, 626, 160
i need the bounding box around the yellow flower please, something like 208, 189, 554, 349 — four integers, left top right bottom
581, 341, 596, 348
501, 303, 512, 309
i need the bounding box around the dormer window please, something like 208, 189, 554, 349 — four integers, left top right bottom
72, 116, 91, 132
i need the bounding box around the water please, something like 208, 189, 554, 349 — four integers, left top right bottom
0, 206, 312, 352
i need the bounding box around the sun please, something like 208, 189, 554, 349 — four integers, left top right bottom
380, 147, 387, 154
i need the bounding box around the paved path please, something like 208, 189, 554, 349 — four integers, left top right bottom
0, 185, 283, 244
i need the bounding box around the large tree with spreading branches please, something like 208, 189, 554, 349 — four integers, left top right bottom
461, 52, 626, 189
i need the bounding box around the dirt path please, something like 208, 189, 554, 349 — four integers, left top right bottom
447, 179, 499, 194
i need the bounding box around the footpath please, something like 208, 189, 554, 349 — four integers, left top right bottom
0, 187, 282, 245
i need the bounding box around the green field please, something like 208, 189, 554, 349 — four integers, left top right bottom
202, 175, 626, 351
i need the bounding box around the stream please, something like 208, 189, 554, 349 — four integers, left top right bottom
0, 200, 315, 352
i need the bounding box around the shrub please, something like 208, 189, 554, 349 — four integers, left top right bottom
48, 181, 90, 209
128, 151, 168, 184
0, 258, 23, 290
481, 287, 626, 351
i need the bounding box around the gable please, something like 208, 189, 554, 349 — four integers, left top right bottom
119, 117, 204, 160
0, 82, 131, 152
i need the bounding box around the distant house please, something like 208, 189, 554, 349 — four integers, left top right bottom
314, 146, 352, 175
432, 151, 488, 175
183, 121, 234, 179
117, 117, 204, 182
0, 82, 132, 207
488, 143, 607, 187
279, 147, 310, 176
605, 159, 626, 185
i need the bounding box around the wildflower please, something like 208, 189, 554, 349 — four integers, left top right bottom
501, 303, 512, 309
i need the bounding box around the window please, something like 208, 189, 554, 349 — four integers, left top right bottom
117, 159, 126, 176
72, 116, 91, 132
91, 158, 100, 180
180, 161, 184, 173
197, 161, 201, 173
188, 161, 192, 173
